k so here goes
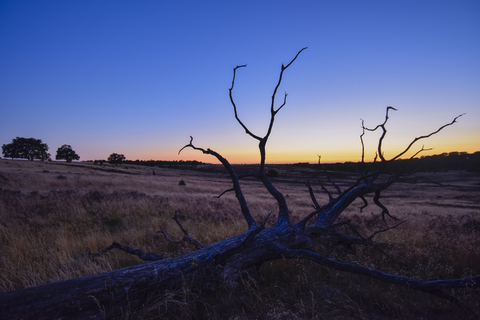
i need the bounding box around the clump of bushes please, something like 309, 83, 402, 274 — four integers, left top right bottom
266, 169, 279, 177
179, 179, 186, 186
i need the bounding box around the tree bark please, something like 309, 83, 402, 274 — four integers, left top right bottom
0, 48, 476, 319
1, 222, 478, 319
0, 226, 299, 319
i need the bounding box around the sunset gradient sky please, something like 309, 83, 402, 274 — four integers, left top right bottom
1, 1, 479, 164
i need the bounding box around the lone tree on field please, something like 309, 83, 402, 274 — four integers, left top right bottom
55, 144, 80, 163
0, 48, 478, 319
107, 152, 126, 166
1, 137, 50, 161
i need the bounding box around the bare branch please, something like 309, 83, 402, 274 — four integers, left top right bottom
360, 119, 366, 164
299, 168, 399, 229
158, 231, 182, 244
284, 46, 309, 69
363, 106, 397, 162
258, 49, 308, 225
179, 136, 257, 229
278, 247, 480, 305
215, 187, 235, 199
102, 242, 164, 261
266, 47, 308, 141
317, 178, 334, 202
226, 48, 307, 227
329, 220, 367, 240
359, 195, 368, 212
304, 180, 322, 209
318, 155, 342, 195
172, 210, 204, 250
367, 220, 406, 240
229, 65, 262, 141
275, 92, 288, 114
216, 172, 258, 200
409, 145, 433, 160
362, 110, 465, 164
373, 190, 398, 223
389, 113, 464, 161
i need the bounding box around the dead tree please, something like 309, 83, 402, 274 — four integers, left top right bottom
0, 48, 478, 319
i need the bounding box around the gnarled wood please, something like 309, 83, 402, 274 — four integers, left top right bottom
0, 48, 477, 319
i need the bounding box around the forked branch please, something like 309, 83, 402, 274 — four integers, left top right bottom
266, 47, 308, 140
362, 106, 397, 162
214, 211, 273, 265
179, 137, 257, 229
226, 48, 308, 226
362, 108, 464, 163
390, 113, 464, 161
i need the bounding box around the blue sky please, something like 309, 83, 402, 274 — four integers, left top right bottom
1, 0, 479, 163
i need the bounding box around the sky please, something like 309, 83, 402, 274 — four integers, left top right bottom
1, 0, 479, 164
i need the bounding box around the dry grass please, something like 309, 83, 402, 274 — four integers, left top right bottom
0, 159, 479, 319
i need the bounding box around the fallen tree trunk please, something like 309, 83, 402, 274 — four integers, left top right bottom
1, 223, 479, 319
0, 231, 250, 319
0, 222, 328, 319
1, 48, 478, 319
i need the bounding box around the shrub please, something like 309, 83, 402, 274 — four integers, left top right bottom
266, 169, 279, 177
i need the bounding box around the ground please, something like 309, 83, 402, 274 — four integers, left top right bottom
0, 159, 479, 319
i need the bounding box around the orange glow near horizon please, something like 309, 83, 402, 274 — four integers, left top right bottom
94, 121, 480, 165
128, 142, 479, 165
2, 2, 479, 169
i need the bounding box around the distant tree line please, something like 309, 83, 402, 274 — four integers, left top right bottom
394, 151, 480, 172
1, 137, 80, 162
2, 137, 478, 172
290, 151, 480, 173
124, 159, 203, 168
90, 158, 202, 168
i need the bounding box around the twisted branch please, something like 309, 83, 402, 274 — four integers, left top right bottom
179, 137, 257, 229
227, 48, 307, 227
278, 247, 480, 307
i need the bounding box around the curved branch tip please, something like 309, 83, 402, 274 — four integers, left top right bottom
178, 136, 195, 155
234, 64, 247, 70
454, 113, 466, 122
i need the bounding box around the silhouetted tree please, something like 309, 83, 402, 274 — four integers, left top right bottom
55, 144, 80, 163
108, 153, 126, 166
1, 137, 50, 161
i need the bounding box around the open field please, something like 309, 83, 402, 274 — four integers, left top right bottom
1, 159, 479, 319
